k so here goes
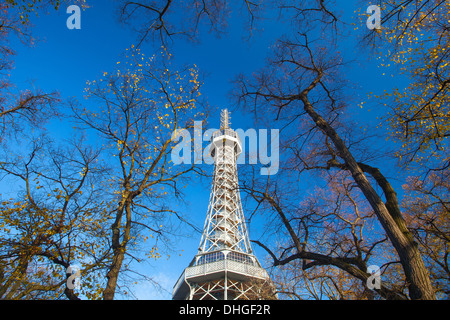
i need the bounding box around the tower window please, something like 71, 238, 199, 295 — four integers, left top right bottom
227, 251, 254, 265
196, 251, 225, 265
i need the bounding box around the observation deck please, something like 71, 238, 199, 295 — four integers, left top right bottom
172, 250, 270, 300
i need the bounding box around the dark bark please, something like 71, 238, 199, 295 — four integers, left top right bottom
299, 78, 435, 299
102, 199, 129, 300
327, 159, 417, 245
252, 193, 406, 300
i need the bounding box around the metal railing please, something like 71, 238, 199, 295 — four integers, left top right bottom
212, 129, 239, 140
172, 258, 269, 297
185, 259, 268, 280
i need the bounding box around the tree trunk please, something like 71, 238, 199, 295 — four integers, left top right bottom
103, 249, 125, 300
256, 195, 406, 300
64, 287, 81, 300
102, 198, 132, 300
300, 93, 436, 299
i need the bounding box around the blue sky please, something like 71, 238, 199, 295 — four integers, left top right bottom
4, 0, 411, 299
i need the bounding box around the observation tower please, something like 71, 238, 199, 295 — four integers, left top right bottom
172, 109, 275, 300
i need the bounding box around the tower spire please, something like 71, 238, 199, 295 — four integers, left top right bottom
172, 109, 276, 300
220, 108, 230, 129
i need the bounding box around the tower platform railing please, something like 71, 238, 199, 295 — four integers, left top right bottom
172, 259, 269, 297
212, 129, 239, 140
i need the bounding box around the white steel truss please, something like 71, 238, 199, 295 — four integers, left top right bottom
172, 109, 276, 300
198, 109, 251, 254
190, 278, 274, 300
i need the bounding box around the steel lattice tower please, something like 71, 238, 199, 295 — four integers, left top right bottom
172, 109, 275, 300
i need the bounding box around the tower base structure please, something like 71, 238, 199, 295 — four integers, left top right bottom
173, 249, 276, 300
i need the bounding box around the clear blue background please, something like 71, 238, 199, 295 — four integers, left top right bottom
5, 0, 409, 299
